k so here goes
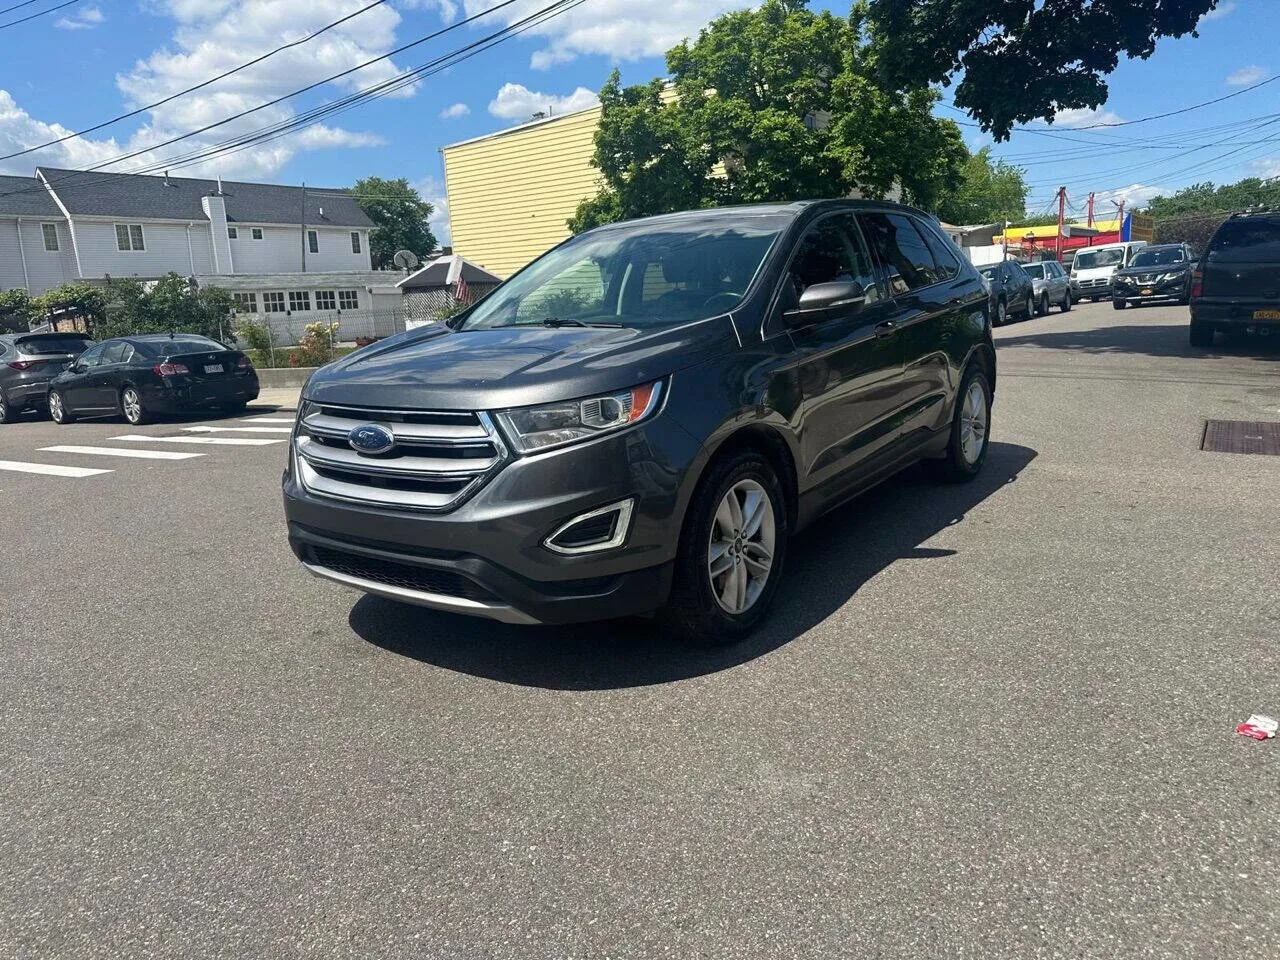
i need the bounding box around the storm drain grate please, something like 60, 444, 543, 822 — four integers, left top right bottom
1201, 420, 1280, 456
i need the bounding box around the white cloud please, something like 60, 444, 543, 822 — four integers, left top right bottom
462, 0, 750, 69
1049, 106, 1126, 129
487, 83, 598, 121
55, 5, 104, 29
1251, 157, 1280, 179
414, 174, 450, 246
1226, 65, 1267, 86
1200, 0, 1236, 20
1094, 183, 1168, 210
0, 90, 132, 173
440, 102, 470, 119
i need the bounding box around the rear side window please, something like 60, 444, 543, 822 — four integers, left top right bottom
858, 212, 939, 293
1207, 217, 1280, 263
101, 342, 129, 364
15, 335, 92, 356
916, 218, 962, 281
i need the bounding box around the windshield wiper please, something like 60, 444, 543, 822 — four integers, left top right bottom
540, 317, 624, 328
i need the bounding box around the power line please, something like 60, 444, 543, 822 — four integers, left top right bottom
0, 0, 392, 163
0, 0, 50, 16
0, 0, 83, 29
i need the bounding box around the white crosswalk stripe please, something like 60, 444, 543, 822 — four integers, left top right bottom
110, 434, 285, 446
40, 445, 205, 461
242, 417, 297, 423
0, 459, 112, 478
182, 425, 293, 434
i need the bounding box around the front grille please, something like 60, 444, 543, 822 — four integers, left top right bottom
304, 544, 500, 602
1077, 277, 1111, 290
295, 403, 506, 511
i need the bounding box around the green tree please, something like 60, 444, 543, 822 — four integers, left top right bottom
570, 0, 966, 232
99, 274, 234, 341
868, 0, 1222, 140
0, 288, 34, 333
935, 148, 1028, 225
352, 177, 438, 269
31, 283, 107, 331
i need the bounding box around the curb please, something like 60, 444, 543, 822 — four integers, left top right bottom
256, 367, 318, 388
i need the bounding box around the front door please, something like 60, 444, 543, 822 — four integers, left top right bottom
62, 343, 105, 410
780, 212, 906, 495
91, 341, 129, 408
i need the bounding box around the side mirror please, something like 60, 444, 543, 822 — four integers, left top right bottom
783, 281, 865, 326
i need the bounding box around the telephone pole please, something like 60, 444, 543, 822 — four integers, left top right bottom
1056, 186, 1067, 260
1086, 192, 1095, 228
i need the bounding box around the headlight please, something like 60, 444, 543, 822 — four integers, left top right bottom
494, 380, 664, 453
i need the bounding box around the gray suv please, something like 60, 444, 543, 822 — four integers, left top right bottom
283, 200, 997, 643
0, 332, 93, 423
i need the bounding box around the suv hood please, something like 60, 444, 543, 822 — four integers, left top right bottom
303, 317, 739, 411
1115, 262, 1189, 278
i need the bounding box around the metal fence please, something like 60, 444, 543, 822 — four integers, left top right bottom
242, 309, 408, 348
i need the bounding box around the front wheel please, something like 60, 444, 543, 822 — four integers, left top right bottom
660, 450, 789, 646
1036, 294, 1049, 317
120, 386, 148, 425
1113, 299, 1127, 310
926, 364, 991, 484
1061, 290, 1072, 312
0, 391, 11, 424
49, 390, 74, 424
994, 300, 1007, 327
1023, 293, 1035, 319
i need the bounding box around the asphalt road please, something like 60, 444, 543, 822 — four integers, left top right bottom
2, 301, 1278, 959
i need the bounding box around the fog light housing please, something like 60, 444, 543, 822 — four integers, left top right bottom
544, 499, 634, 555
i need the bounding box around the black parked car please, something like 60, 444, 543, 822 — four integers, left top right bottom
978, 260, 1036, 325
1190, 210, 1280, 348
1112, 243, 1195, 309
0, 332, 93, 424
48, 334, 259, 425
284, 200, 997, 644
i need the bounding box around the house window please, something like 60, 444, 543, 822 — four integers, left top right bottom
116, 223, 145, 251
232, 292, 257, 313
350, 231, 361, 254
227, 227, 238, 239
315, 290, 336, 311
307, 230, 319, 254
251, 227, 264, 240
263, 292, 286, 313
41, 223, 58, 251
289, 291, 311, 312
338, 289, 359, 310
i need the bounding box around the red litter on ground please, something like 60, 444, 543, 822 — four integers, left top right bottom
1236, 715, 1279, 741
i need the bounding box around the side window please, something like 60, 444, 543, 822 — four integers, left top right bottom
857, 212, 938, 294
78, 344, 106, 368
783, 213, 882, 310
101, 342, 128, 364
916, 217, 961, 281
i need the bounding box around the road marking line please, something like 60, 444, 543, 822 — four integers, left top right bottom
242, 417, 296, 423
110, 434, 285, 446
39, 445, 206, 461
182, 425, 293, 434
0, 459, 112, 478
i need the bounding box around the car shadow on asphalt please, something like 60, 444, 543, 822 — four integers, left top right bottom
997, 320, 1280, 361
347, 441, 1038, 690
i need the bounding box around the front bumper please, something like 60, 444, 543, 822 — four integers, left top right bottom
1112, 275, 1187, 302
283, 415, 701, 625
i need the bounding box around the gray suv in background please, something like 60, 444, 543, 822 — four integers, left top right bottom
0, 332, 93, 424
284, 200, 997, 643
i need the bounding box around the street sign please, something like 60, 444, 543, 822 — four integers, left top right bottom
1129, 213, 1155, 242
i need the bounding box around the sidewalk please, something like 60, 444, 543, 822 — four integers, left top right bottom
251, 386, 302, 411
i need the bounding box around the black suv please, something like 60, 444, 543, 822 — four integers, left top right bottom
284, 201, 996, 643
1190, 210, 1280, 347
0, 331, 93, 423
1112, 242, 1195, 309
978, 260, 1036, 325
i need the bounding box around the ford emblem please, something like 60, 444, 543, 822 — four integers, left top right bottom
348, 423, 395, 455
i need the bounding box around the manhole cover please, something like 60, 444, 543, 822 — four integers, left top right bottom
1201, 420, 1280, 456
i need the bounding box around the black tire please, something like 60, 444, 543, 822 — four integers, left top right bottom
1023, 292, 1035, 319
120, 385, 149, 425
49, 390, 74, 424
0, 391, 11, 424
220, 401, 248, 413
1113, 299, 1127, 310
925, 363, 991, 484
1036, 294, 1049, 317
994, 299, 1007, 327
660, 448, 789, 646
1061, 290, 1072, 312
1189, 320, 1214, 348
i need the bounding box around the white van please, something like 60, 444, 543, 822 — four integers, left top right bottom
1071, 241, 1148, 300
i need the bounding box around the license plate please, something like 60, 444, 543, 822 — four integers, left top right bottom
1140, 288, 1153, 296
203, 363, 224, 374
1253, 310, 1280, 321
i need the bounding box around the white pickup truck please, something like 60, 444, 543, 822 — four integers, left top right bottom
1070, 241, 1148, 301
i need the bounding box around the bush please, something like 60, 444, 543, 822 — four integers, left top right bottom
286, 320, 340, 367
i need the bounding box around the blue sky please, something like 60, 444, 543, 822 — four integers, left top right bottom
0, 0, 1271, 240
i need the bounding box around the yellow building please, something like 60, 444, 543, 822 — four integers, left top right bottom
442, 105, 603, 279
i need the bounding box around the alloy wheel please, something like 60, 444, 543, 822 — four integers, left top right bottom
122, 388, 142, 424
959, 379, 988, 466
707, 479, 776, 615
996, 301, 1006, 326
49, 392, 64, 423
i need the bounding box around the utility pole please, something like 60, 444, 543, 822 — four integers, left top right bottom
1111, 198, 1126, 242
1056, 186, 1067, 260
1086, 192, 1095, 228
301, 182, 307, 273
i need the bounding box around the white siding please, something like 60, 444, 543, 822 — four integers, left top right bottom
0, 219, 77, 293
73, 219, 214, 277
229, 224, 369, 273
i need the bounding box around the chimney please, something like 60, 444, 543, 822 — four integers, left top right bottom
216, 174, 223, 196
163, 170, 171, 186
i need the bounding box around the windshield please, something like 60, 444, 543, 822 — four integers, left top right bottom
1073, 248, 1125, 270
1021, 264, 1046, 279
460, 214, 789, 331
1130, 248, 1185, 267
1208, 217, 1280, 263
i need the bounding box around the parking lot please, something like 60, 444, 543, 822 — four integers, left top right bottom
2, 299, 1278, 958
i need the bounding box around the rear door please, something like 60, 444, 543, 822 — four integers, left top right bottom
1202, 216, 1280, 308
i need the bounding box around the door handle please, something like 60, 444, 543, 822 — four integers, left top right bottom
874, 320, 897, 338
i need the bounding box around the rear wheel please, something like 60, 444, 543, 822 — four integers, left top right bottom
1189, 320, 1214, 348
49, 390, 73, 424
1061, 290, 1072, 312
120, 386, 148, 425
660, 449, 788, 646
926, 364, 991, 484
994, 299, 1007, 327
0, 391, 11, 424
1023, 292, 1035, 319
1113, 299, 1127, 310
